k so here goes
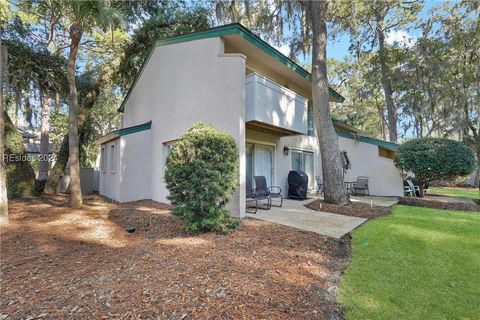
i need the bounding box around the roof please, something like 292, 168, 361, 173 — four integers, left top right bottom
95, 121, 152, 145
336, 130, 399, 151
118, 23, 345, 113
25, 143, 53, 154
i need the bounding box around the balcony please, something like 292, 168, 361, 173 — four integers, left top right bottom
245, 73, 308, 135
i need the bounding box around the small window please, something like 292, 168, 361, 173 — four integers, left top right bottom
110, 144, 116, 173
378, 146, 395, 160
100, 147, 106, 173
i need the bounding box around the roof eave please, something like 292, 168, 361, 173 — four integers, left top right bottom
118, 23, 345, 113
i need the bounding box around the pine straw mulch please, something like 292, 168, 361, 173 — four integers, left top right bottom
398, 196, 480, 212
305, 199, 391, 220
1, 195, 351, 320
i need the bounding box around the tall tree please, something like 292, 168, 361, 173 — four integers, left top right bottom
331, 0, 422, 142
62, 1, 123, 208
0, 38, 8, 225
309, 1, 349, 205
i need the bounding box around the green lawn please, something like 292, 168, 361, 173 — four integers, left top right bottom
338, 205, 480, 320
429, 186, 479, 200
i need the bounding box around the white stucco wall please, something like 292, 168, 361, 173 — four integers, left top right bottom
338, 137, 404, 197
121, 37, 246, 217
118, 130, 152, 202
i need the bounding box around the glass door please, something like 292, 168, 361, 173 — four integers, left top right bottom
291, 150, 315, 189
246, 143, 275, 189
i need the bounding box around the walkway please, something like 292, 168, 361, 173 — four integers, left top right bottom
247, 198, 367, 239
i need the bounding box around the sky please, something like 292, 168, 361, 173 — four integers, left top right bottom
275, 0, 439, 63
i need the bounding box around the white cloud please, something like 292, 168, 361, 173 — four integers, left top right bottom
386, 30, 416, 47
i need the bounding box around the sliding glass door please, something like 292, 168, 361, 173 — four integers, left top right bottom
246, 143, 275, 189
291, 150, 315, 189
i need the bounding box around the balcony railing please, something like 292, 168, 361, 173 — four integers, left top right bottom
245, 73, 308, 135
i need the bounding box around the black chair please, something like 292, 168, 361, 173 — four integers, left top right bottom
315, 176, 323, 196
352, 176, 369, 196
254, 176, 283, 208
246, 188, 258, 214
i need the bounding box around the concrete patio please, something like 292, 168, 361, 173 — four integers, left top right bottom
246, 198, 368, 239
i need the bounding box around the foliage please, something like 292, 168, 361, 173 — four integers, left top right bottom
115, 3, 210, 91
338, 205, 480, 319
394, 138, 475, 194
165, 123, 240, 234
4, 112, 35, 198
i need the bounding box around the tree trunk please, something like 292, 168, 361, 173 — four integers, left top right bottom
309, 1, 350, 205
0, 39, 8, 225
377, 26, 398, 142
43, 66, 110, 195
38, 87, 51, 181
66, 23, 83, 208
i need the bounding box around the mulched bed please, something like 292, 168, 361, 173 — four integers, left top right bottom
305, 199, 391, 220
1, 195, 351, 319
398, 197, 480, 212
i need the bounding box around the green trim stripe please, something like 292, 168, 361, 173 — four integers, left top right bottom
96, 121, 152, 145
118, 23, 345, 112
115, 121, 152, 137
336, 130, 399, 151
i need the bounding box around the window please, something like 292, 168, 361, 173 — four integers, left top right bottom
307, 103, 314, 136
100, 147, 106, 173
110, 144, 116, 173
291, 150, 314, 189
378, 146, 395, 160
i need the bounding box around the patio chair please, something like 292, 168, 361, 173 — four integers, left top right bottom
315, 176, 323, 196
246, 187, 258, 214
352, 176, 369, 196
254, 176, 283, 208
404, 180, 415, 197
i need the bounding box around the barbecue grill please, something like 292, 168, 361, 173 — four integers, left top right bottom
288, 170, 309, 200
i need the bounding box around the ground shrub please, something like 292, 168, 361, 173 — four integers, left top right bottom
164, 122, 240, 234
394, 138, 476, 196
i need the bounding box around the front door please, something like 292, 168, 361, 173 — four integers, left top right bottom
246, 143, 275, 190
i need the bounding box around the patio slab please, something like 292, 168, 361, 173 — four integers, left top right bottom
247, 199, 367, 239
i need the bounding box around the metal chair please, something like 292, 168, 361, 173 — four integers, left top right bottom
315, 176, 323, 196
246, 187, 258, 214
352, 176, 369, 196
254, 176, 283, 208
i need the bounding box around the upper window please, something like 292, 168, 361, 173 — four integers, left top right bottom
378, 146, 395, 160
307, 103, 314, 136
110, 144, 116, 173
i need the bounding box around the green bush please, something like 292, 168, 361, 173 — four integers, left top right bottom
394, 138, 476, 196
164, 122, 240, 233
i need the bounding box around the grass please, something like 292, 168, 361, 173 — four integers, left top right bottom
429, 186, 479, 200
338, 205, 480, 320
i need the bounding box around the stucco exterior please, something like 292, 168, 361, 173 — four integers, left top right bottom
98, 24, 404, 220
338, 137, 404, 196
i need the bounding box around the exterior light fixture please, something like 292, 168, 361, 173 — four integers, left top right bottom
284, 146, 290, 156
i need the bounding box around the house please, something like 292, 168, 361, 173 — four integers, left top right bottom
96, 23, 403, 218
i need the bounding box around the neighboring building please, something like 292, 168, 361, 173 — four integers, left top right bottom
96, 23, 403, 217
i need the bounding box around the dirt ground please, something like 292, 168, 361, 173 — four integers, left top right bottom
1, 195, 350, 320
305, 199, 391, 220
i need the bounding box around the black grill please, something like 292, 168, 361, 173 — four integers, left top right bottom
288, 170, 309, 200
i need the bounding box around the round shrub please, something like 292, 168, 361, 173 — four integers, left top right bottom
164, 122, 240, 233
394, 138, 476, 196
